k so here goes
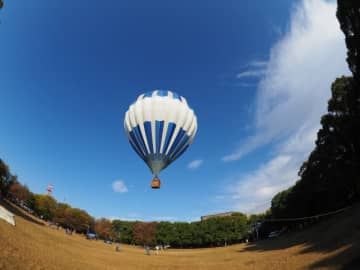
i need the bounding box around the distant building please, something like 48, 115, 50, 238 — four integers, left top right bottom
201, 211, 240, 221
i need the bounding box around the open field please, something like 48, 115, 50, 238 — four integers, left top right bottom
1, 201, 360, 270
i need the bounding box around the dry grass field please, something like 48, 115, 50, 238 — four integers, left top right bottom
1, 201, 360, 270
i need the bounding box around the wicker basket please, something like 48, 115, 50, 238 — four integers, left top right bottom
151, 178, 161, 189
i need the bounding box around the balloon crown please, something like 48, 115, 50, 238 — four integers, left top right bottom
141, 90, 183, 101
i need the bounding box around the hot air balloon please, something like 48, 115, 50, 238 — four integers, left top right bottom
124, 90, 197, 189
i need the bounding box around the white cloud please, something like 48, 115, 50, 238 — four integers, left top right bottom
236, 60, 268, 79
110, 216, 176, 222
187, 159, 203, 169
236, 69, 266, 79
228, 155, 302, 213
109, 216, 138, 221
150, 216, 176, 221
223, 0, 349, 213
112, 180, 128, 193
249, 60, 268, 68
109, 213, 139, 221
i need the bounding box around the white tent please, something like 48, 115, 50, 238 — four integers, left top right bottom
0, 205, 15, 226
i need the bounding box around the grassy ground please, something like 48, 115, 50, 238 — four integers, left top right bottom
1, 201, 359, 270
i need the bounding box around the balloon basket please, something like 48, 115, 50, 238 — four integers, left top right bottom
151, 178, 161, 189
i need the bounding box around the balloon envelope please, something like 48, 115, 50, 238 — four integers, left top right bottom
124, 90, 197, 177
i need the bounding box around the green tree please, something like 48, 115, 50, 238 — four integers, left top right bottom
155, 221, 174, 246
337, 0, 360, 82
0, 159, 16, 198
52, 202, 71, 226
63, 207, 93, 233
33, 194, 57, 220
112, 220, 135, 244
172, 222, 192, 247
25, 192, 36, 211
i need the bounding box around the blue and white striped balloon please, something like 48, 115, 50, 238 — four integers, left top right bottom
124, 90, 197, 178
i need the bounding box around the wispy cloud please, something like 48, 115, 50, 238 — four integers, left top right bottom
109, 216, 138, 221
109, 213, 139, 221
112, 180, 128, 193
222, 0, 349, 213
228, 155, 304, 213
236, 69, 266, 79
150, 216, 176, 221
187, 159, 203, 170
236, 60, 268, 79
110, 216, 177, 222
249, 60, 268, 68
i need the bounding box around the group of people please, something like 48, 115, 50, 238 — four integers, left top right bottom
65, 228, 74, 235
145, 245, 165, 256
114, 244, 166, 255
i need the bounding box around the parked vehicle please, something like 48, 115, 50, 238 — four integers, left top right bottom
104, 239, 113, 244
268, 230, 282, 238
86, 233, 97, 240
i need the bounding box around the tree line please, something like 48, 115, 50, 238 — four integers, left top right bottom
0, 165, 94, 233
111, 213, 251, 248
1, 159, 258, 247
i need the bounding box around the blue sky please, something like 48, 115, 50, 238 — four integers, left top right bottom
0, 0, 349, 221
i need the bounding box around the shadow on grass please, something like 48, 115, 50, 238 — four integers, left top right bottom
239, 205, 360, 269
0, 200, 44, 226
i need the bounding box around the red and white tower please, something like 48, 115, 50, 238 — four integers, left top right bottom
46, 183, 53, 195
